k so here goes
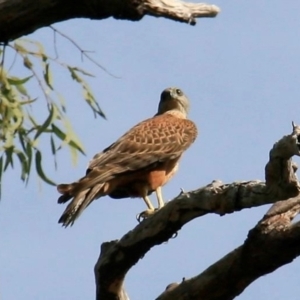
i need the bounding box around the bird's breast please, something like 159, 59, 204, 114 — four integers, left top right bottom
108, 158, 180, 199
146, 159, 179, 190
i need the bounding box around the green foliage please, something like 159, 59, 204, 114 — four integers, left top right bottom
0, 38, 105, 192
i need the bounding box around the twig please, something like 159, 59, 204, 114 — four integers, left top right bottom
52, 28, 59, 59
49, 26, 120, 78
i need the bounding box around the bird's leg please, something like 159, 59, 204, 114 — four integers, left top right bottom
156, 186, 165, 209
136, 195, 156, 223
143, 195, 155, 211
136, 187, 167, 222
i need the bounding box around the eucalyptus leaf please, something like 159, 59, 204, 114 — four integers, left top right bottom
35, 150, 56, 186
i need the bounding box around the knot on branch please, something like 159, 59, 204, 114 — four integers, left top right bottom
265, 122, 300, 199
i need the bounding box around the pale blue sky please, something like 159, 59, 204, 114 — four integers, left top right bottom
1, 1, 300, 299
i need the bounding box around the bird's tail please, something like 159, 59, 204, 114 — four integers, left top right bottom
57, 182, 105, 227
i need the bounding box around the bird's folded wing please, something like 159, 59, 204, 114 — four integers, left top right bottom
76, 114, 197, 192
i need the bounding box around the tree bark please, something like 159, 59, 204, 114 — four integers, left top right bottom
0, 0, 220, 42
94, 123, 300, 299
157, 197, 300, 300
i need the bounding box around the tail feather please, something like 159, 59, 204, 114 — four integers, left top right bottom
68, 166, 123, 195
57, 183, 75, 194
57, 183, 76, 204
57, 193, 72, 204
58, 183, 105, 227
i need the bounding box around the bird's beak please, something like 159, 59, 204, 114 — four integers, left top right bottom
169, 89, 175, 99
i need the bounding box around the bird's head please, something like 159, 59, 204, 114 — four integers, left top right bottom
157, 87, 190, 117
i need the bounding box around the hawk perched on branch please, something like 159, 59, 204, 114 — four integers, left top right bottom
57, 87, 198, 227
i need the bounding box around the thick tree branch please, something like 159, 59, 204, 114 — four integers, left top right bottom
94, 124, 300, 299
0, 0, 220, 42
265, 121, 300, 197
157, 196, 300, 300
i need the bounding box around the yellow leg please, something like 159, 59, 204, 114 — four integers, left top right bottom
156, 187, 165, 209
136, 195, 156, 223
143, 196, 155, 210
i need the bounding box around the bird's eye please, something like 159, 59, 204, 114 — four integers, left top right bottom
176, 89, 182, 95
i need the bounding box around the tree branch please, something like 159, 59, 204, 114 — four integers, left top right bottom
0, 0, 220, 42
94, 123, 300, 299
157, 196, 300, 300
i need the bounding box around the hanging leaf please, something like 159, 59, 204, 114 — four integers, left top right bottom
35, 150, 56, 185
16, 151, 28, 181
14, 42, 27, 54
18, 131, 27, 152
50, 135, 57, 170
0, 36, 106, 189
34, 105, 55, 140
50, 135, 56, 155
51, 124, 85, 154
25, 143, 32, 185
15, 83, 29, 96
4, 147, 14, 171
7, 75, 33, 85
68, 67, 82, 83
43, 63, 54, 90
19, 99, 37, 105
72, 67, 94, 77
23, 56, 33, 69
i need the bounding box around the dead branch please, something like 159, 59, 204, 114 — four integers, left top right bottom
0, 0, 220, 42
94, 123, 300, 299
157, 195, 300, 300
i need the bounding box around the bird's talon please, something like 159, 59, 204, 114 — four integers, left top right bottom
178, 187, 185, 196
171, 231, 178, 239
136, 209, 157, 222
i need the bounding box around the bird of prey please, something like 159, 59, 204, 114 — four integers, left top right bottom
57, 87, 198, 227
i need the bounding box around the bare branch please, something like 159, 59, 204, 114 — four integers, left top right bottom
49, 26, 119, 78
94, 124, 300, 299
95, 241, 131, 300
143, 0, 220, 25
0, 0, 220, 42
157, 195, 300, 300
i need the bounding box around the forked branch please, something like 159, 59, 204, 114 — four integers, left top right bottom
95, 123, 300, 299
157, 196, 300, 300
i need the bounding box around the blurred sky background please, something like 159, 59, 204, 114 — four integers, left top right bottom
1, 1, 300, 299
